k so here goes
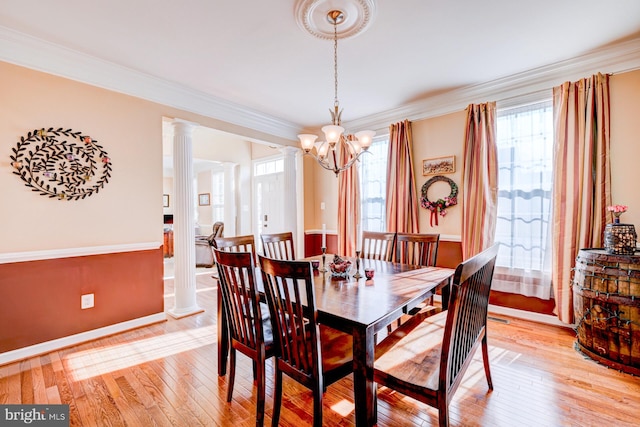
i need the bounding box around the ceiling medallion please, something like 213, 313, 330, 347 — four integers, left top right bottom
294, 0, 377, 40
10, 127, 113, 200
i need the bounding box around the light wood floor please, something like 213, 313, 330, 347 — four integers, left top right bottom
2, 273, 639, 426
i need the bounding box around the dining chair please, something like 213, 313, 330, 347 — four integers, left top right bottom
213, 248, 274, 427
261, 232, 295, 260
395, 232, 440, 267
361, 231, 396, 262
214, 234, 257, 256
387, 233, 441, 332
373, 244, 500, 427
258, 255, 353, 427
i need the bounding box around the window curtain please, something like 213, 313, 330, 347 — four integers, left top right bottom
386, 120, 419, 233
338, 143, 360, 257
552, 73, 611, 324
462, 102, 498, 259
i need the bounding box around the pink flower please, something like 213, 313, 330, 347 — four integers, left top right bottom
607, 205, 628, 213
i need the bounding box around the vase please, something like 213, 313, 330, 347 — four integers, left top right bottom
613, 212, 622, 224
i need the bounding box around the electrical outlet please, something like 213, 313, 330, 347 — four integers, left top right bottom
81, 293, 94, 309
320, 202, 325, 210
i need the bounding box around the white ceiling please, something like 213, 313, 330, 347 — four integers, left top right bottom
1, 0, 640, 142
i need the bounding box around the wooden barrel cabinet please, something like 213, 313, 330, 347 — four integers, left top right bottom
573, 248, 640, 376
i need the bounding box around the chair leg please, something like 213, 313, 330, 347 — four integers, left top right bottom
312, 383, 323, 427
253, 360, 258, 381
271, 368, 283, 427
227, 348, 236, 402
438, 402, 449, 427
255, 357, 266, 427
481, 334, 493, 390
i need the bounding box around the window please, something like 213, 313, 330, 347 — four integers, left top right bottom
210, 171, 225, 223
494, 100, 553, 298
358, 136, 389, 232
254, 158, 283, 176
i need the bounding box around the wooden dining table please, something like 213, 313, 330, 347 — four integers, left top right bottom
216, 255, 455, 426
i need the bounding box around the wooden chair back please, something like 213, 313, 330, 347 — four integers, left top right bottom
441, 243, 498, 396
258, 254, 353, 426
258, 255, 320, 386
374, 244, 499, 426
213, 248, 273, 426
214, 234, 256, 255
395, 233, 440, 266
261, 232, 295, 260
361, 231, 396, 262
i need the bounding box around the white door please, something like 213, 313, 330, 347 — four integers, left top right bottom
255, 171, 285, 237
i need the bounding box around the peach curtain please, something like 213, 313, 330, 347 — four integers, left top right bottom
337, 143, 360, 257
462, 102, 498, 260
386, 120, 419, 233
552, 73, 611, 324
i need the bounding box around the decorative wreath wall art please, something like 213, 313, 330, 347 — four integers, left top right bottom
10, 127, 112, 200
420, 175, 458, 226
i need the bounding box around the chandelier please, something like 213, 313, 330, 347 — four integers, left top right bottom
298, 10, 375, 176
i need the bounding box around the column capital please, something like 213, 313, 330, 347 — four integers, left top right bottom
278, 146, 300, 157
171, 118, 199, 136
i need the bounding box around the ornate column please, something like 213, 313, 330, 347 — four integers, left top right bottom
222, 162, 237, 236
280, 146, 300, 246
169, 119, 203, 318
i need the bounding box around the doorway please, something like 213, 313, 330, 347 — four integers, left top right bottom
253, 156, 285, 249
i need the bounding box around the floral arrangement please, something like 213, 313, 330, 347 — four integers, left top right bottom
607, 204, 628, 223
422, 196, 457, 216
607, 205, 628, 214
420, 175, 459, 226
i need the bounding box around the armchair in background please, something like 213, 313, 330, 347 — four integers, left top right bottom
195, 221, 224, 267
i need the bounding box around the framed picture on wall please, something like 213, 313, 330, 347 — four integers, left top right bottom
198, 193, 210, 206
163, 194, 170, 207
422, 155, 455, 176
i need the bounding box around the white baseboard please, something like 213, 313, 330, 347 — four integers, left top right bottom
487, 304, 573, 328
0, 312, 167, 366
433, 295, 573, 328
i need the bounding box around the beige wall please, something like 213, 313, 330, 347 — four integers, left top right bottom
304, 69, 640, 240
1, 61, 293, 254
1, 61, 162, 252
610, 69, 640, 226
303, 155, 338, 231
411, 111, 466, 237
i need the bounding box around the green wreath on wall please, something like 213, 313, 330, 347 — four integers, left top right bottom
420, 175, 458, 226
10, 127, 112, 200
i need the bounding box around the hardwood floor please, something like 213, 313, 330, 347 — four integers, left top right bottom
1, 273, 639, 426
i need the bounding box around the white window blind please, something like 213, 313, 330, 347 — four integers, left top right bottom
494, 100, 553, 299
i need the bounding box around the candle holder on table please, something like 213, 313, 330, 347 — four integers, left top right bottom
352, 250, 362, 279
320, 247, 328, 272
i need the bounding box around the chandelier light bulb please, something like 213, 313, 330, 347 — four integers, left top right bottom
317, 142, 330, 159
321, 124, 344, 145
355, 130, 375, 150
298, 134, 318, 152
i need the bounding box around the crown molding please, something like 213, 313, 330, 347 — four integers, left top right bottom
2, 25, 639, 141
0, 26, 301, 142
344, 36, 640, 132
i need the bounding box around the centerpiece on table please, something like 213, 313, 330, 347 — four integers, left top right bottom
329, 255, 352, 278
